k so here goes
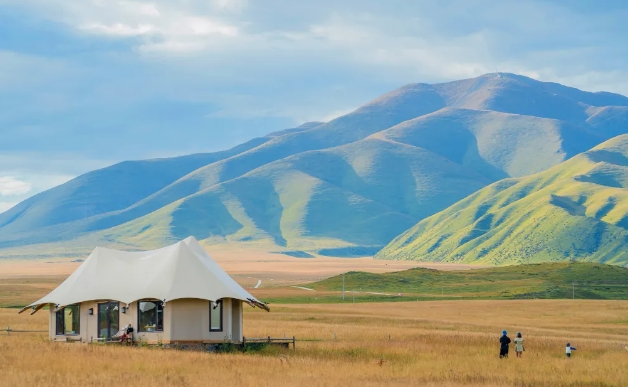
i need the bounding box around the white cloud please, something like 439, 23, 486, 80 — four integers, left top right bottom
212, 0, 248, 13
0, 177, 31, 196
81, 22, 154, 36
6, 0, 242, 54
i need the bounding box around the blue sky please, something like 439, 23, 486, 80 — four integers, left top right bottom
0, 0, 627, 212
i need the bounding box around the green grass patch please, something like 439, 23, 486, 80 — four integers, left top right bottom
295, 262, 628, 302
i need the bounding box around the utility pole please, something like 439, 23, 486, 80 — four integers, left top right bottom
342, 273, 345, 301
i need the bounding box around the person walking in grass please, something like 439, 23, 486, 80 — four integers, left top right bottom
566, 342, 577, 358
499, 330, 511, 358
513, 332, 524, 358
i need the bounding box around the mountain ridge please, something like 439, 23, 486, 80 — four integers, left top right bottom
2, 73, 628, 259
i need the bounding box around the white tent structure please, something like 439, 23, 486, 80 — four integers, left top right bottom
21, 237, 268, 344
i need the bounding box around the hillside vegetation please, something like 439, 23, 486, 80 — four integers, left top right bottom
309, 262, 628, 300
2, 73, 628, 255
377, 135, 628, 265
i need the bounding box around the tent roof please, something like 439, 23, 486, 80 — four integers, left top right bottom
22, 237, 268, 313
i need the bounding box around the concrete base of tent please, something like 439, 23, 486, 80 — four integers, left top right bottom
49, 298, 244, 344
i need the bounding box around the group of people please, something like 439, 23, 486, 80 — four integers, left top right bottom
499, 331, 576, 358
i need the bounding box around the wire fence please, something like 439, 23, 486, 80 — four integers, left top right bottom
2, 326, 47, 335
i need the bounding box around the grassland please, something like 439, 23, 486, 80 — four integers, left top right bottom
314, 262, 628, 298
0, 252, 470, 308
2, 257, 628, 386
3, 260, 627, 308
1, 300, 628, 387
256, 262, 628, 305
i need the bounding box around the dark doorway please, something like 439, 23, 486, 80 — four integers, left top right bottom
98, 302, 119, 339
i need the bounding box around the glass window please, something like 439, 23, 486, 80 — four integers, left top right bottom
55, 307, 64, 335
98, 302, 119, 339
55, 304, 80, 335
210, 300, 222, 332
138, 300, 164, 332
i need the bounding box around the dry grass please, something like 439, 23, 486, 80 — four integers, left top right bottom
1, 300, 627, 387
0, 276, 65, 308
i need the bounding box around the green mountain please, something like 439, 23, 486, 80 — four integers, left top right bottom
1, 73, 628, 255
97, 137, 491, 252
377, 135, 628, 266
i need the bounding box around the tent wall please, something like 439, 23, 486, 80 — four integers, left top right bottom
49, 298, 242, 344
231, 300, 243, 342
169, 298, 236, 343
48, 304, 55, 339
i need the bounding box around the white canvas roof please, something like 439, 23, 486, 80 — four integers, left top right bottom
21, 237, 268, 313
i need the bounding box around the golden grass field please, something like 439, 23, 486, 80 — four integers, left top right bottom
1, 300, 627, 387
1, 249, 627, 386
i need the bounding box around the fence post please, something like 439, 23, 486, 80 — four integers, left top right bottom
7, 326, 9, 336
293, 336, 296, 351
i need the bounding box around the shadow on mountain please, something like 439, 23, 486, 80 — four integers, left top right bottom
171, 191, 243, 241
225, 177, 287, 247
549, 195, 586, 216
316, 246, 382, 257
586, 150, 628, 167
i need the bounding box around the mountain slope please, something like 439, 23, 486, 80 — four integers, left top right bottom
92, 138, 491, 252
2, 73, 628, 253
0, 85, 452, 246
0, 124, 313, 236
377, 135, 628, 266
375, 107, 602, 180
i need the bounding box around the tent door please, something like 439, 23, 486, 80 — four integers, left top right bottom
98, 302, 119, 339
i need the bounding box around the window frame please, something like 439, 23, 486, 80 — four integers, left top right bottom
209, 300, 223, 332
137, 300, 164, 333
97, 302, 120, 339
55, 304, 80, 336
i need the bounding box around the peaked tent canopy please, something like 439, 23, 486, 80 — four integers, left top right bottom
20, 236, 268, 313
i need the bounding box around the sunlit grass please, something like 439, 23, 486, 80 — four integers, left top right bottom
1, 300, 627, 386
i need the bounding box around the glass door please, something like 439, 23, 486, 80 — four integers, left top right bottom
98, 302, 120, 339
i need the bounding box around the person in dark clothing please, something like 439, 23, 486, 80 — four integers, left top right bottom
499, 330, 512, 358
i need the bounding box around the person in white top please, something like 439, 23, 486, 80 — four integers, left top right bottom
566, 342, 577, 358
513, 332, 524, 358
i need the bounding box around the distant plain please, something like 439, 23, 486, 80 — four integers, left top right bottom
0, 245, 481, 308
